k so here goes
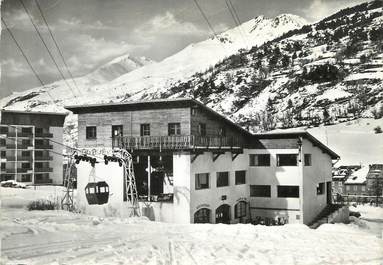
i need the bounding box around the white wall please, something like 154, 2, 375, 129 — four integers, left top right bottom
247, 148, 302, 224
302, 139, 332, 224
50, 126, 64, 185
172, 152, 192, 223
190, 151, 249, 224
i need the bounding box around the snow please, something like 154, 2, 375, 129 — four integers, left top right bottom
316, 87, 352, 102
1, 187, 383, 265
344, 166, 369, 184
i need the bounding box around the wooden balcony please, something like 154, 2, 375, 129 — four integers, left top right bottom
112, 135, 244, 153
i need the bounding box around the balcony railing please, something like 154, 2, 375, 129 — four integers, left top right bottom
35, 156, 53, 161
5, 156, 32, 162
35, 144, 53, 149
5, 144, 33, 150
35, 167, 53, 173
6, 168, 31, 173
35, 132, 53, 138
112, 135, 243, 151
7, 132, 33, 137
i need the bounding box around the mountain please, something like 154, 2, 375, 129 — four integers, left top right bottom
0, 14, 307, 111
0, 54, 154, 111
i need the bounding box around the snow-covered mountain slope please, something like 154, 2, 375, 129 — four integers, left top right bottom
0, 14, 307, 111
0, 54, 154, 111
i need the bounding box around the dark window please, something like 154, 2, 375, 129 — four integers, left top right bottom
249, 154, 270, 166
22, 139, 31, 146
304, 154, 312, 166
0, 151, 5, 157
194, 208, 211, 223
317, 182, 325, 195
1, 163, 5, 169
35, 151, 43, 157
35, 162, 43, 168
198, 123, 206, 136
219, 127, 226, 137
20, 174, 31, 182
235, 170, 246, 185
277, 186, 299, 198
216, 171, 229, 187
234, 201, 247, 218
140, 124, 150, 136
35, 128, 43, 134
112, 125, 123, 137
21, 151, 30, 157
86, 126, 97, 139
21, 163, 31, 169
21, 127, 32, 133
195, 173, 209, 190
250, 185, 271, 197
0, 127, 8, 133
277, 154, 298, 166
0, 139, 5, 146
191, 108, 197, 116
168, 123, 181, 136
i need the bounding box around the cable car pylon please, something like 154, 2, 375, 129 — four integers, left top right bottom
61, 151, 77, 211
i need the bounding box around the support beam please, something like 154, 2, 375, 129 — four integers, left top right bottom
232, 153, 240, 161
213, 151, 224, 162
191, 153, 201, 163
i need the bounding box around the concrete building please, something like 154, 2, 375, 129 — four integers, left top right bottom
0, 110, 67, 185
66, 98, 339, 225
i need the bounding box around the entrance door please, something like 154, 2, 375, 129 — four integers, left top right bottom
326, 182, 332, 204
215, 204, 231, 224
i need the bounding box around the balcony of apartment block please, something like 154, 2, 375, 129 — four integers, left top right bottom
35, 167, 53, 173
34, 143, 53, 150
5, 144, 33, 150
5, 168, 32, 174
7, 132, 33, 138
35, 155, 53, 161
35, 132, 53, 138
34, 177, 53, 184
112, 135, 244, 154
4, 156, 33, 162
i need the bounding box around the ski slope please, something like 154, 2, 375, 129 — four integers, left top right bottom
1, 187, 382, 265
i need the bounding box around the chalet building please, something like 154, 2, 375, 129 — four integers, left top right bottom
0, 110, 66, 184
366, 164, 383, 196
344, 166, 369, 196
66, 98, 339, 225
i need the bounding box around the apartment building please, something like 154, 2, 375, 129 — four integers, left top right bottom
66, 98, 339, 225
0, 110, 67, 184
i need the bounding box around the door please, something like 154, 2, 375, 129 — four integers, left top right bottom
215, 204, 231, 224
326, 182, 332, 204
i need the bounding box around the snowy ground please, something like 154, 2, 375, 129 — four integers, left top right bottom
1, 187, 383, 265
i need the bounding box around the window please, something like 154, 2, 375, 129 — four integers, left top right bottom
21, 163, 30, 169
249, 154, 270, 166
168, 123, 181, 136
219, 127, 226, 137
194, 208, 211, 223
35, 162, 43, 168
277, 186, 299, 198
0, 151, 5, 157
346, 185, 350, 191
1, 163, 5, 169
21, 151, 30, 157
361, 186, 366, 191
216, 171, 229, 187
235, 170, 246, 185
86, 126, 97, 139
277, 154, 298, 166
0, 127, 8, 133
22, 139, 31, 146
35, 151, 43, 157
140, 124, 150, 136
304, 154, 312, 166
35, 128, 43, 134
198, 123, 206, 136
21, 127, 32, 133
353, 185, 358, 191
195, 173, 209, 190
20, 174, 31, 182
317, 182, 325, 195
250, 185, 271, 197
234, 201, 247, 218
0, 139, 5, 146
112, 125, 123, 137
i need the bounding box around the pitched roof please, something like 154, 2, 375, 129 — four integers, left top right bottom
345, 166, 369, 184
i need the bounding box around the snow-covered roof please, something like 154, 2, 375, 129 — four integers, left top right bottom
345, 166, 369, 184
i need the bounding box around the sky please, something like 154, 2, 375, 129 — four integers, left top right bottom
0, 0, 366, 98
